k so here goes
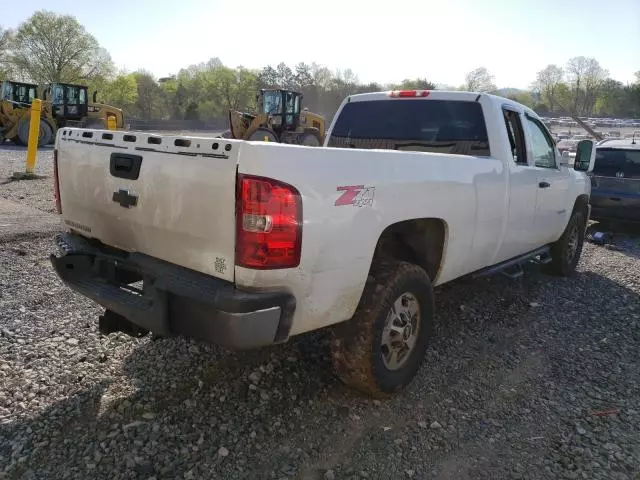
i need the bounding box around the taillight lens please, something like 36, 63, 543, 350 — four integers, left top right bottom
236, 174, 302, 269
53, 149, 62, 214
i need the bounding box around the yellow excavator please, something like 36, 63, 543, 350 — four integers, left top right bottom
0, 79, 125, 146
225, 89, 326, 146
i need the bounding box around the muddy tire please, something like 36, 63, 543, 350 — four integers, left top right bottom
18, 119, 53, 147
331, 261, 434, 397
300, 131, 321, 146
248, 128, 279, 142
548, 209, 587, 276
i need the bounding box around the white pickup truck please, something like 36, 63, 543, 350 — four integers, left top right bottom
50, 90, 597, 396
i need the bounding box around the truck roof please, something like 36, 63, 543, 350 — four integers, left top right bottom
344, 90, 539, 118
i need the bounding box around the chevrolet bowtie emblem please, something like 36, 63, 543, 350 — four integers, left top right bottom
112, 189, 138, 208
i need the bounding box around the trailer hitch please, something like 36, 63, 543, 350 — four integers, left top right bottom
98, 309, 149, 338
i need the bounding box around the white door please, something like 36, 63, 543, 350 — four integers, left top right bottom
494, 108, 541, 263
524, 115, 570, 244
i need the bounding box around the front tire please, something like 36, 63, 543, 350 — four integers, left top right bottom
548, 208, 586, 276
248, 127, 279, 143
331, 261, 434, 397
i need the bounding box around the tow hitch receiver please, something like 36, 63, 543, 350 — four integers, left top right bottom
99, 309, 149, 338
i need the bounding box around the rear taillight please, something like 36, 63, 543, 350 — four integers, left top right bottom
53, 149, 62, 214
236, 174, 302, 269
388, 90, 430, 98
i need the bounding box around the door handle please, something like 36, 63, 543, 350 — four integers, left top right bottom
538, 181, 550, 188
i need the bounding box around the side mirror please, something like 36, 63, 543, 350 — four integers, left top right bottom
574, 140, 596, 172
92, 90, 97, 103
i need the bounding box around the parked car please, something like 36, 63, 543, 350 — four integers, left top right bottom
50, 90, 596, 396
590, 138, 640, 222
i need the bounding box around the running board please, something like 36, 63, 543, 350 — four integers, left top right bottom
472, 246, 551, 279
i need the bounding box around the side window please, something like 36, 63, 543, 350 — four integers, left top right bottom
52, 85, 64, 104
503, 108, 527, 165
526, 116, 556, 168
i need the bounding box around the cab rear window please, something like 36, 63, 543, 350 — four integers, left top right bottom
328, 99, 490, 156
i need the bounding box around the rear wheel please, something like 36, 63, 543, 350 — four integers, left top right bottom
18, 119, 53, 147
331, 261, 434, 397
248, 128, 279, 143
300, 131, 321, 146
548, 209, 587, 276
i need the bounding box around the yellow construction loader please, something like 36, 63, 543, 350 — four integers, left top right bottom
0, 80, 125, 146
226, 89, 325, 146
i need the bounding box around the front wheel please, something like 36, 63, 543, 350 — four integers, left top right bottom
248, 127, 279, 143
548, 208, 587, 276
331, 261, 434, 397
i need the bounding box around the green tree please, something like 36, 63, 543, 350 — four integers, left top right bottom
594, 79, 626, 116
9, 10, 113, 84
133, 71, 166, 119
565, 56, 608, 115
257, 66, 279, 89
214, 66, 258, 110
102, 73, 138, 112
392, 78, 437, 90
0, 26, 11, 77
507, 91, 536, 109
464, 67, 496, 92
533, 64, 564, 111
294, 62, 314, 90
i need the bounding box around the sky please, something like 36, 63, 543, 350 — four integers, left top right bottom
3, 0, 640, 89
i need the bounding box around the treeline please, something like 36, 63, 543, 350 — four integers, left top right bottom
1, 11, 639, 123
93, 61, 436, 123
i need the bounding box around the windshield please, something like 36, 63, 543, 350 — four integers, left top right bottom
593, 148, 640, 178
262, 91, 282, 115
328, 99, 490, 156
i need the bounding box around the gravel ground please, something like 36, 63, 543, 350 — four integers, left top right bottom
2, 147, 640, 479
0, 145, 56, 214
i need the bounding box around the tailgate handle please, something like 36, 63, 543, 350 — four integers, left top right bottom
110, 153, 142, 180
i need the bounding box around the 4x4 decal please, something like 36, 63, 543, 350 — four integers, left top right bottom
335, 185, 375, 207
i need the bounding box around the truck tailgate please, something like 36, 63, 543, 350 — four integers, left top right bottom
55, 129, 238, 282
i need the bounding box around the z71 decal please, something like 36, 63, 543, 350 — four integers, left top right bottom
335, 185, 375, 207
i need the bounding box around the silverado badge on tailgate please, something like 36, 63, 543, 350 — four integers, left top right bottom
112, 189, 138, 208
